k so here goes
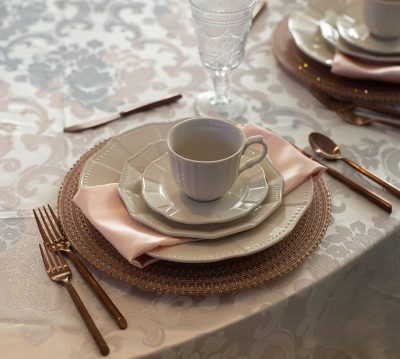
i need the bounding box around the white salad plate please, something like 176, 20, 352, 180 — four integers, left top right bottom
80, 120, 313, 263
288, 0, 400, 67
141, 152, 268, 225
118, 140, 282, 239
336, 4, 400, 55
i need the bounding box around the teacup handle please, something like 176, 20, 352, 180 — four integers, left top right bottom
238, 135, 268, 174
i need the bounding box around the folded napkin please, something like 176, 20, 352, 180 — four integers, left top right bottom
331, 52, 400, 84
73, 124, 325, 268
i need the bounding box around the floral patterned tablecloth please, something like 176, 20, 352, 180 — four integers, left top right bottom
1, 0, 400, 358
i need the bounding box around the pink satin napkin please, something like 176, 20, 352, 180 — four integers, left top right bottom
73, 124, 325, 268
331, 52, 400, 84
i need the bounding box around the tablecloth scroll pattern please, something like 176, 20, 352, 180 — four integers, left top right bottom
1, 0, 400, 357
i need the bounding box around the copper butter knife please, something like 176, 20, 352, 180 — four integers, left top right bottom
64, 94, 182, 132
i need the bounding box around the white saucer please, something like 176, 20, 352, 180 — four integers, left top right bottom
141, 153, 268, 225
337, 4, 400, 55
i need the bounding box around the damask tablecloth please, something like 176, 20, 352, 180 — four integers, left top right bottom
1, 0, 400, 358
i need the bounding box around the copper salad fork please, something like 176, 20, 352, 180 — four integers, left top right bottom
38, 244, 110, 356
33, 205, 127, 330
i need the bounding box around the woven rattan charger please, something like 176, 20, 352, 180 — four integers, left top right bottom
58, 140, 331, 296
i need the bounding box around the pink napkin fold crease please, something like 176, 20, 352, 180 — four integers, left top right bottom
331, 51, 400, 84
73, 124, 325, 268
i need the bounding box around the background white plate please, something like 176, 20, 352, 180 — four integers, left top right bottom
288, 0, 356, 66
287, 0, 400, 66
289, 5, 336, 66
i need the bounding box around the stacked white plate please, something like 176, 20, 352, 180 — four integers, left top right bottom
80, 120, 314, 264
288, 0, 400, 67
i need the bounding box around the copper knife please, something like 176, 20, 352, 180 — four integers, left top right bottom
64, 94, 182, 132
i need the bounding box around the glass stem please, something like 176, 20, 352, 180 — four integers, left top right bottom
212, 70, 230, 105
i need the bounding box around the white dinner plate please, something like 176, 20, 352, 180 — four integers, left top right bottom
80, 120, 314, 263
336, 4, 400, 55
118, 140, 282, 239
141, 152, 268, 225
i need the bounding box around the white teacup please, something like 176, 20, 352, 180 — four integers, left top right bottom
364, 0, 400, 40
167, 118, 268, 202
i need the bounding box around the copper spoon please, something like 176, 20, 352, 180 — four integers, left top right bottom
338, 112, 400, 129
309, 132, 400, 199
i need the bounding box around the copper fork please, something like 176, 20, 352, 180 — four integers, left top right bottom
310, 85, 400, 119
39, 244, 110, 356
33, 205, 127, 330
310, 86, 400, 129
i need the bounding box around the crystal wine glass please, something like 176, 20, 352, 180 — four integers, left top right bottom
189, 0, 256, 120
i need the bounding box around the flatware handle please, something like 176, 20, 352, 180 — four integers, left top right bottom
373, 117, 400, 129
296, 146, 392, 213
252, 0, 267, 24
120, 93, 182, 116
64, 114, 120, 133
64, 281, 110, 356
325, 163, 392, 213
68, 250, 127, 329
360, 103, 400, 119
343, 157, 400, 199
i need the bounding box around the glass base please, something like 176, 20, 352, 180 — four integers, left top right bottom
194, 91, 246, 120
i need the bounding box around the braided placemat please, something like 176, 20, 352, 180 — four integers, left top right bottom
58, 140, 331, 296
272, 17, 400, 104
